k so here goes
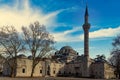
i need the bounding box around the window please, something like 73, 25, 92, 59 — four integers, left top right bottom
65, 49, 67, 53
22, 68, 25, 73
76, 72, 79, 76
59, 71, 61, 74
40, 70, 42, 73
69, 72, 71, 74
47, 71, 50, 75
48, 65, 50, 70
64, 71, 66, 74
53, 70, 55, 74
77, 53, 79, 55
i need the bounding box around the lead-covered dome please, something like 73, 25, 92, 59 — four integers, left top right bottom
54, 46, 79, 63
60, 46, 72, 51
59, 46, 77, 55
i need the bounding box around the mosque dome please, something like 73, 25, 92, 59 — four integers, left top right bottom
54, 46, 79, 63
58, 46, 77, 55
60, 46, 73, 51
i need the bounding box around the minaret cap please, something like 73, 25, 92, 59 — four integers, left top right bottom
85, 5, 89, 16
84, 4, 89, 24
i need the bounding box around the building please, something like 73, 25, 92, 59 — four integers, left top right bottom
3, 54, 66, 77
3, 46, 115, 78
90, 60, 115, 79
2, 5, 116, 79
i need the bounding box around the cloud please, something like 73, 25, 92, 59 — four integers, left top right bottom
1, 0, 119, 43
52, 27, 82, 42
0, 0, 67, 32
80, 26, 120, 40
0, 0, 83, 42
53, 26, 120, 42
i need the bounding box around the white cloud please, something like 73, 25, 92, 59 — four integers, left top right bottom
52, 27, 82, 42
74, 47, 96, 55
53, 26, 120, 42
1, 0, 119, 43
80, 27, 120, 40
0, 0, 83, 42
0, 0, 65, 32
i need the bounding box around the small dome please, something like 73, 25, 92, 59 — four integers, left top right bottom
17, 54, 27, 58
28, 55, 33, 59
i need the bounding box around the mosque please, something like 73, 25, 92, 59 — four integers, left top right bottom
2, 5, 115, 79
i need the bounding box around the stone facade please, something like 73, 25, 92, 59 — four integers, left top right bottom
2, 46, 116, 79
3, 57, 65, 77
90, 61, 115, 79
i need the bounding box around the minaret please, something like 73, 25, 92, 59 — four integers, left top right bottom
83, 5, 90, 57
82, 5, 91, 77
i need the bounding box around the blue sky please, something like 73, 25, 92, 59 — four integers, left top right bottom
0, 0, 120, 58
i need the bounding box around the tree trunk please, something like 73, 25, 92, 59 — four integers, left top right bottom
11, 67, 15, 77
31, 66, 34, 77
11, 59, 17, 77
31, 65, 37, 77
10, 67, 13, 77
30, 61, 36, 77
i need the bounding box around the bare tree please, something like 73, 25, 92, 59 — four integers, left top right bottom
0, 26, 24, 77
22, 21, 55, 77
110, 34, 120, 78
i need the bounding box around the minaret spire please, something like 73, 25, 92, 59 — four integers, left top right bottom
83, 4, 90, 57
85, 5, 89, 24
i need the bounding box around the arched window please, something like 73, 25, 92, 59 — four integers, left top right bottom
48, 65, 50, 70
53, 70, 55, 74
40, 70, 42, 73
22, 68, 25, 73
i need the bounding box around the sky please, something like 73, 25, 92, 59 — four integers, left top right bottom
0, 0, 120, 59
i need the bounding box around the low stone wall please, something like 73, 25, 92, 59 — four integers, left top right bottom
0, 77, 106, 80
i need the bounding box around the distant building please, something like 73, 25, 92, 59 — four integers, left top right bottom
2, 5, 116, 79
